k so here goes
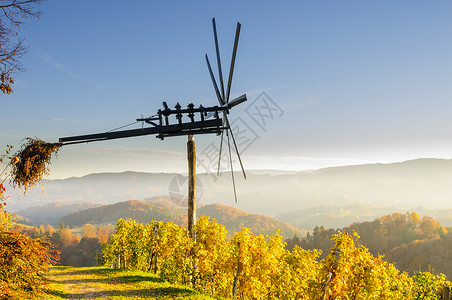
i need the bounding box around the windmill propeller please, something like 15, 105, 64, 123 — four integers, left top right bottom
226, 21, 241, 103
205, 54, 223, 106
57, 18, 248, 239
212, 18, 226, 102
204, 94, 247, 120
206, 18, 246, 202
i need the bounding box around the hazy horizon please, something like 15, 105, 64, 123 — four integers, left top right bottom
45, 155, 452, 180
1, 1, 452, 182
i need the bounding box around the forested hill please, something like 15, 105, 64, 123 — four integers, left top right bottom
15, 201, 102, 225
60, 199, 304, 239
60, 199, 177, 228
285, 212, 452, 278
197, 204, 303, 238
11, 158, 452, 223
276, 203, 452, 231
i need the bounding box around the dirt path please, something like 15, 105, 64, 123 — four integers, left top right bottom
43, 267, 119, 299
40, 266, 214, 300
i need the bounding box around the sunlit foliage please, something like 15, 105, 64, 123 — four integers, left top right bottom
102, 217, 451, 299
0, 151, 59, 298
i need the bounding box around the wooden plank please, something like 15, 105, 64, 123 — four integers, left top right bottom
59, 119, 223, 144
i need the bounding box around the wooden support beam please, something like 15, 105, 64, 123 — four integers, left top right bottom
443, 286, 451, 300
187, 134, 196, 240
59, 119, 223, 144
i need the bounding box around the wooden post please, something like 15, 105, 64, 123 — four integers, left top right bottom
187, 134, 196, 240
443, 286, 451, 300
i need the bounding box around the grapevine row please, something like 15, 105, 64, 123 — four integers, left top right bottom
102, 217, 450, 299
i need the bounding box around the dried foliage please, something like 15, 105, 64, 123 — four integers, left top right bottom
10, 138, 61, 193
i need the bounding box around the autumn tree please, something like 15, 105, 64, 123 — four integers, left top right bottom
83, 223, 96, 239
0, 151, 59, 298
0, 0, 42, 94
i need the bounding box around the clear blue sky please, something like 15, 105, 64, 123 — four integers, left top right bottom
1, 0, 452, 179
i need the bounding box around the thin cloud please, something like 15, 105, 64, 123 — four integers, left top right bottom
40, 51, 104, 89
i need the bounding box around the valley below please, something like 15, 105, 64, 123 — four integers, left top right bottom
9, 158, 452, 231
6, 158, 452, 285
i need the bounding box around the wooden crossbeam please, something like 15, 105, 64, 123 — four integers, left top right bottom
59, 119, 224, 145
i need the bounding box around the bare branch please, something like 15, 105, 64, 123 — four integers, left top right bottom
0, 0, 42, 94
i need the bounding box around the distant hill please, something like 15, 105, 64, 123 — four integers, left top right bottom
385, 235, 452, 278
277, 203, 395, 230
16, 201, 103, 225
8, 158, 452, 223
277, 203, 452, 230
285, 212, 452, 278
6, 171, 179, 212
60, 198, 304, 239
198, 204, 303, 238
61, 198, 178, 228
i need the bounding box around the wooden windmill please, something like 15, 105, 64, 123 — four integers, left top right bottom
59, 19, 247, 238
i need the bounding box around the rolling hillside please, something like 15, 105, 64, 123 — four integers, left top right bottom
61, 199, 179, 228
16, 201, 103, 225
60, 198, 304, 239
277, 203, 452, 230
198, 203, 303, 238
8, 158, 452, 231
286, 212, 452, 278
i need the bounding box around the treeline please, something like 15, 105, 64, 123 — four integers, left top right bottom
0, 186, 58, 299
198, 204, 304, 239
101, 216, 451, 300
59, 199, 305, 239
12, 222, 115, 267
286, 212, 452, 278
60, 200, 177, 228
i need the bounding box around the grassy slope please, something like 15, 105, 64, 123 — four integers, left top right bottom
36, 267, 219, 300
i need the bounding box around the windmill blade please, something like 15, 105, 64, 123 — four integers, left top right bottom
228, 127, 247, 180
216, 114, 227, 175
227, 94, 247, 109
226, 129, 238, 202
212, 18, 225, 102
223, 114, 247, 179
205, 54, 224, 105
225, 22, 241, 103
204, 94, 247, 120
217, 130, 224, 175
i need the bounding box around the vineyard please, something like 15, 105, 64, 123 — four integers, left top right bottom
102, 217, 451, 299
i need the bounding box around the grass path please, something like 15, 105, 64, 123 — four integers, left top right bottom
38, 266, 217, 300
